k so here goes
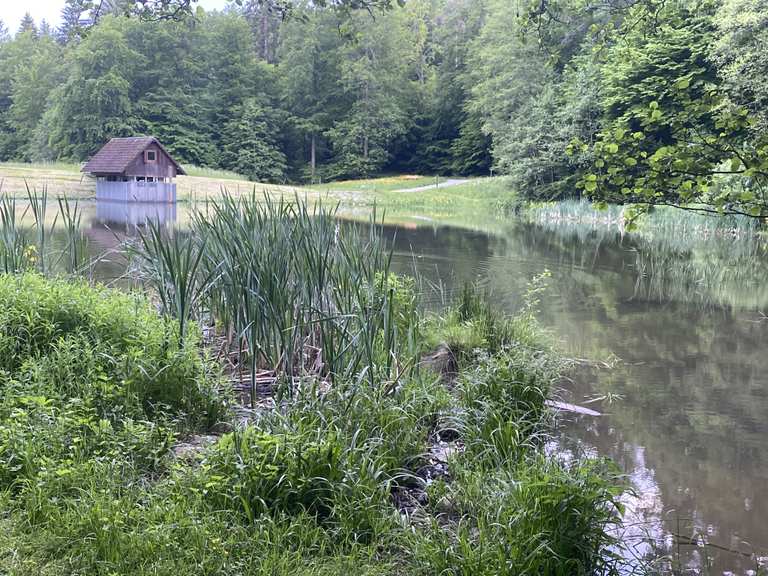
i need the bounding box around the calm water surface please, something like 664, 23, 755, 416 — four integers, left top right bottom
383, 216, 768, 575
24, 200, 768, 573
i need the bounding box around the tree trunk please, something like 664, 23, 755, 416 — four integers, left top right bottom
310, 134, 316, 182
260, 7, 268, 61
363, 80, 370, 161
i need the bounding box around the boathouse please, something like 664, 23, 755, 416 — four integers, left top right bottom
82, 137, 185, 203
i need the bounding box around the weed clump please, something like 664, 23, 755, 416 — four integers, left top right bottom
198, 427, 344, 521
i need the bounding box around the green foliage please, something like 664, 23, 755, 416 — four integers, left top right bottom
59, 0, 89, 44
322, 8, 414, 178
706, 0, 768, 217
277, 7, 346, 181
462, 0, 768, 217
0, 263, 625, 573
0, 2, 491, 181
0, 196, 30, 274
17, 14, 37, 37
467, 0, 600, 199
711, 0, 768, 133
47, 17, 142, 159
574, 1, 765, 214
0, 28, 63, 160
221, 97, 288, 182
0, 273, 227, 427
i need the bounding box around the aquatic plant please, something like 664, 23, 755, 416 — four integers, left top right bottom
133, 193, 423, 404
55, 195, 89, 276
0, 194, 29, 274
127, 219, 215, 346
526, 199, 768, 309
25, 184, 49, 275
0, 189, 92, 278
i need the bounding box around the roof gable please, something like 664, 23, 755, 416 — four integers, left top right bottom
82, 137, 186, 175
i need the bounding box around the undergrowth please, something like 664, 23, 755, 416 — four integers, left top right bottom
0, 223, 626, 574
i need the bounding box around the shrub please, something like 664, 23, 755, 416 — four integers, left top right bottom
0, 273, 227, 498
0, 273, 227, 427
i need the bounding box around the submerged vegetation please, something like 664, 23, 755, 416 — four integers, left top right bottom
0, 194, 628, 574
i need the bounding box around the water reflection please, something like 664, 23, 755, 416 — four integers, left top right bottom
95, 200, 177, 228
384, 218, 768, 574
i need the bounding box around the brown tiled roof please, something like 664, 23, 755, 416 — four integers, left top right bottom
81, 136, 185, 175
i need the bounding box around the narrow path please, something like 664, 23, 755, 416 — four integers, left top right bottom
396, 178, 474, 193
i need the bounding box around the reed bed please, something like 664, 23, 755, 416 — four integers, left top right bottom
127, 193, 420, 406
0, 187, 91, 277
529, 199, 761, 243
526, 199, 768, 309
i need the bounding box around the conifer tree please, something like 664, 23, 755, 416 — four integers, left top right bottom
17, 13, 37, 38
39, 20, 54, 38
59, 0, 88, 43
220, 98, 287, 182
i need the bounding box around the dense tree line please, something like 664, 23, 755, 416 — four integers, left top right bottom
2, 0, 768, 214
0, 0, 490, 182
475, 0, 768, 216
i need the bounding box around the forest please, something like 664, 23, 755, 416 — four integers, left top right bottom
2, 0, 768, 216
0, 0, 491, 183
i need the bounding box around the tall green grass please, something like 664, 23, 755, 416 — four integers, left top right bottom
0, 188, 91, 278
527, 199, 768, 309
0, 194, 28, 273
128, 220, 215, 346
127, 193, 421, 405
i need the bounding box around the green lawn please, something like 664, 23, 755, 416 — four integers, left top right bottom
307, 174, 443, 193
333, 176, 518, 232
0, 163, 517, 232
0, 161, 298, 200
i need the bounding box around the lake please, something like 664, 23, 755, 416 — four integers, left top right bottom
15, 198, 768, 574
